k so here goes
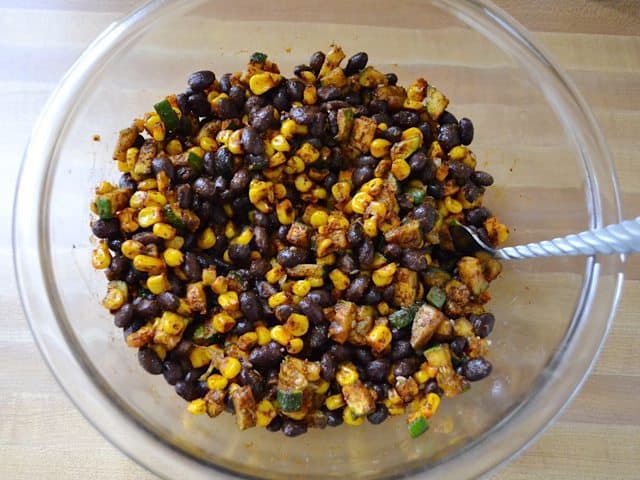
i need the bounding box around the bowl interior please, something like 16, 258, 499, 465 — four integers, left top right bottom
31, 1, 619, 478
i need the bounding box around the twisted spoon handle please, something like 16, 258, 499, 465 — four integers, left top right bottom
496, 216, 640, 260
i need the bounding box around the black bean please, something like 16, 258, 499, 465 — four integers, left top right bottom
307, 289, 333, 308
238, 367, 264, 400
471, 171, 494, 187
358, 239, 375, 268
320, 352, 337, 381
309, 51, 325, 74
367, 404, 389, 425
176, 93, 189, 113
106, 238, 122, 253
448, 161, 473, 185
380, 126, 401, 143
308, 324, 329, 351
91, 219, 120, 239
427, 183, 445, 199
174, 380, 199, 401
249, 105, 277, 132
105, 255, 129, 281
285, 78, 305, 102
327, 344, 352, 363
450, 336, 468, 356
344, 276, 370, 303
335, 255, 356, 275
218, 73, 232, 93
471, 312, 496, 338
353, 155, 376, 168
317, 86, 342, 102
214, 96, 237, 119
365, 359, 390, 383
382, 243, 402, 261
227, 85, 245, 106
401, 249, 428, 271
352, 166, 374, 190
385, 72, 398, 85
176, 165, 196, 183
288, 106, 316, 125
183, 252, 202, 282
244, 95, 266, 114
162, 360, 184, 385
265, 415, 283, 432
187, 70, 215, 91
138, 348, 163, 375
276, 247, 308, 268
192, 177, 215, 199
282, 419, 307, 437
465, 207, 491, 227
187, 92, 211, 117
275, 304, 296, 323
390, 340, 413, 361
391, 326, 411, 341
239, 291, 262, 323
344, 52, 368, 76
237, 127, 262, 156
249, 341, 284, 370
347, 221, 365, 247
362, 287, 382, 306
247, 259, 268, 281
382, 285, 395, 304
151, 156, 175, 180
134, 297, 160, 318
462, 183, 483, 203
417, 122, 433, 145
230, 320, 252, 336
325, 410, 343, 427
310, 112, 327, 137
462, 358, 492, 381
276, 224, 289, 242
256, 281, 277, 299
299, 297, 324, 325
212, 148, 233, 178
393, 356, 420, 377
424, 379, 442, 395
459, 117, 474, 145
439, 110, 458, 125
371, 112, 390, 125
156, 291, 179, 312
408, 151, 428, 173
392, 110, 420, 128
353, 347, 374, 366
228, 243, 250, 264
113, 303, 134, 328
118, 173, 137, 191
438, 123, 461, 152
322, 172, 338, 190
174, 184, 192, 209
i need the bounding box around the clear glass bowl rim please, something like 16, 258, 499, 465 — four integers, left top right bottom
12, 0, 625, 478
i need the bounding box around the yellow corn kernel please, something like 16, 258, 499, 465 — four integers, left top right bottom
189, 346, 211, 368
296, 142, 320, 164
276, 199, 295, 225
268, 152, 287, 169
249, 72, 282, 95
303, 84, 317, 104
201, 267, 217, 286
384, 399, 406, 416
207, 374, 228, 391
162, 248, 184, 267
160, 311, 186, 335
270, 325, 291, 346
413, 369, 430, 385
372, 262, 397, 287
401, 127, 423, 141
256, 325, 271, 345
218, 291, 239, 312
325, 393, 345, 411
343, 406, 365, 426
265, 264, 286, 284
271, 134, 291, 152
227, 128, 244, 155
211, 276, 228, 294
423, 393, 441, 418
212, 312, 236, 333
367, 325, 392, 353
102, 281, 127, 310
256, 399, 277, 427
268, 291, 289, 309
216, 129, 232, 145
444, 196, 463, 214
309, 276, 324, 288
377, 301, 391, 316
312, 187, 327, 200
145, 114, 164, 139
187, 146, 205, 159
363, 217, 378, 238
351, 192, 372, 214
125, 147, 139, 169
284, 155, 305, 175
225, 221, 237, 239
147, 273, 170, 295
238, 331, 258, 351
331, 181, 351, 203
143, 191, 166, 207
370, 138, 391, 158
91, 242, 111, 269
377, 122, 388, 132
220, 356, 242, 379
273, 183, 287, 200
197, 227, 217, 250
234, 227, 253, 246
151, 223, 174, 241
291, 280, 311, 297
294, 173, 313, 193
128, 191, 146, 209
165, 139, 183, 155
287, 337, 304, 354
223, 203, 234, 218
133, 254, 165, 275
137, 206, 162, 228
336, 362, 359, 387
187, 398, 206, 415
368, 201, 387, 219
165, 236, 184, 251
284, 313, 309, 337
121, 239, 144, 259
360, 177, 384, 195
391, 158, 411, 181
309, 210, 329, 227
280, 119, 297, 139
329, 269, 350, 291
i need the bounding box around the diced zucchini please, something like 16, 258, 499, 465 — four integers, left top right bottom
424, 344, 452, 369
426, 286, 446, 309
96, 197, 112, 220
277, 390, 303, 412
153, 99, 179, 132
405, 188, 426, 205
389, 305, 417, 329
423, 267, 452, 288
163, 204, 184, 228
187, 151, 203, 172
408, 415, 429, 438
250, 52, 268, 63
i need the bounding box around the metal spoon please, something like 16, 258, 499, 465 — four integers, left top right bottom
450, 217, 640, 260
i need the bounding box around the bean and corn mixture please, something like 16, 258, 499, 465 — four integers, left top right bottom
90, 46, 508, 438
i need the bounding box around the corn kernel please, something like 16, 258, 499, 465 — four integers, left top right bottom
102, 281, 127, 310
121, 240, 143, 259
276, 199, 295, 225
368, 201, 387, 218
147, 273, 170, 294
256, 325, 271, 345
296, 142, 320, 164
234, 227, 253, 246
159, 311, 186, 335
212, 312, 236, 333
298, 70, 316, 83
163, 248, 184, 267
144, 191, 167, 207
312, 187, 327, 200
152, 222, 175, 240
370, 138, 391, 158
287, 337, 304, 354
187, 398, 206, 415
444, 196, 463, 214
224, 221, 237, 239
377, 301, 391, 316
413, 369, 431, 385
291, 280, 311, 297
294, 173, 313, 193
189, 346, 211, 368
274, 183, 287, 200
303, 84, 317, 104
165, 139, 183, 155
423, 393, 441, 418
343, 406, 365, 426
309, 210, 329, 227
351, 192, 372, 214
266, 265, 286, 284
207, 374, 228, 391
215, 129, 232, 145
309, 277, 324, 288
363, 217, 378, 237
377, 122, 388, 132
165, 235, 184, 250
336, 362, 359, 386
91, 242, 111, 269
249, 72, 282, 95
268, 291, 289, 309
137, 206, 162, 228
220, 356, 242, 379
133, 254, 165, 275
197, 227, 217, 250
372, 262, 397, 287
325, 394, 345, 411
367, 325, 392, 353
211, 276, 228, 294
270, 325, 291, 346
268, 151, 287, 168
391, 158, 411, 181
256, 400, 277, 427
329, 269, 350, 291
284, 155, 305, 175
238, 331, 258, 350
280, 119, 298, 139
331, 181, 351, 203
360, 177, 384, 195
271, 134, 291, 152
284, 313, 309, 336
218, 291, 239, 312
227, 128, 244, 155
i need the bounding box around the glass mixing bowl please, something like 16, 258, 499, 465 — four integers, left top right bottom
13, 0, 624, 478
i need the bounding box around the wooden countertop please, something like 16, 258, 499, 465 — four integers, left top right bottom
1, 1, 638, 478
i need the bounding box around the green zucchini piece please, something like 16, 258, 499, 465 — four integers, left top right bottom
96, 197, 112, 220
277, 390, 303, 412
153, 99, 179, 132
426, 286, 446, 309
405, 188, 426, 205
389, 305, 418, 329
408, 415, 429, 438
187, 151, 203, 172
162, 204, 184, 228
251, 52, 268, 63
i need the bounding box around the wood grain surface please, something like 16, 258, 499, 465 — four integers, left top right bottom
1, 1, 638, 479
